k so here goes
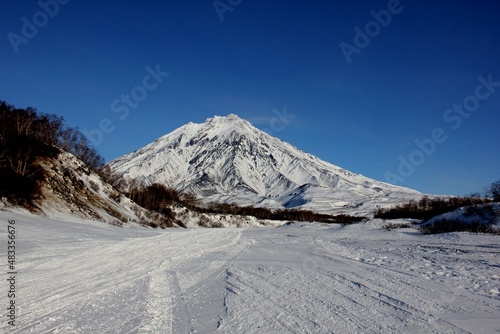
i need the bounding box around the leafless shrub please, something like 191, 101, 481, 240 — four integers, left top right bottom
382, 222, 412, 230
198, 214, 210, 227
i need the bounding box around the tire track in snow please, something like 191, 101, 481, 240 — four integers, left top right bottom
7, 226, 248, 333
138, 260, 173, 334
10, 236, 160, 333
224, 266, 340, 333
166, 229, 253, 333
302, 240, 472, 333
220, 228, 488, 333
137, 228, 247, 333
312, 236, 498, 329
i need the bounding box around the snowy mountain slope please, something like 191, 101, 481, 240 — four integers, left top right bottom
109, 114, 422, 215
3, 210, 499, 333
0, 150, 279, 228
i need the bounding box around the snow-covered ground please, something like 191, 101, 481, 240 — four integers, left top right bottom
1, 212, 499, 333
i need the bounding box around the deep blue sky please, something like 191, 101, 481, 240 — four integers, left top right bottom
1, 0, 499, 196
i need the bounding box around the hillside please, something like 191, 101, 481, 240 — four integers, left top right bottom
5, 150, 284, 228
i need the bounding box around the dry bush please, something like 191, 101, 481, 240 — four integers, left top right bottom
198, 214, 210, 227
382, 222, 412, 231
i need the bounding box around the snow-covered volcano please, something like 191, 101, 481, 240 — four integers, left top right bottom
108, 114, 422, 215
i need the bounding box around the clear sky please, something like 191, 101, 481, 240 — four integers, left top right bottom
1, 0, 499, 196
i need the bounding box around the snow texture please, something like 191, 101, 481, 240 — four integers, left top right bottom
1, 211, 499, 333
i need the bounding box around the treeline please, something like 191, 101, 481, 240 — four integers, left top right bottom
196, 202, 363, 224
0, 101, 104, 204
374, 195, 492, 221
127, 183, 365, 225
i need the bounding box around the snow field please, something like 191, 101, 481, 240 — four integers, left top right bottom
0, 212, 498, 333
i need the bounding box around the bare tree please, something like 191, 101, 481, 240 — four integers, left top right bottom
491, 180, 500, 201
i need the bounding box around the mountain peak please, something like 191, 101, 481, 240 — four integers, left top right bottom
226, 113, 240, 120
195, 114, 255, 138
205, 113, 245, 124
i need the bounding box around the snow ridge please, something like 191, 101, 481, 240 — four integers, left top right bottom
109, 114, 422, 215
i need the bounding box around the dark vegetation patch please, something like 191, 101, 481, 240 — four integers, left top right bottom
382, 222, 412, 231
420, 218, 499, 235
374, 196, 493, 221
0, 101, 105, 207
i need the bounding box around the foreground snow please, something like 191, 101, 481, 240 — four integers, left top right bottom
1, 212, 499, 333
